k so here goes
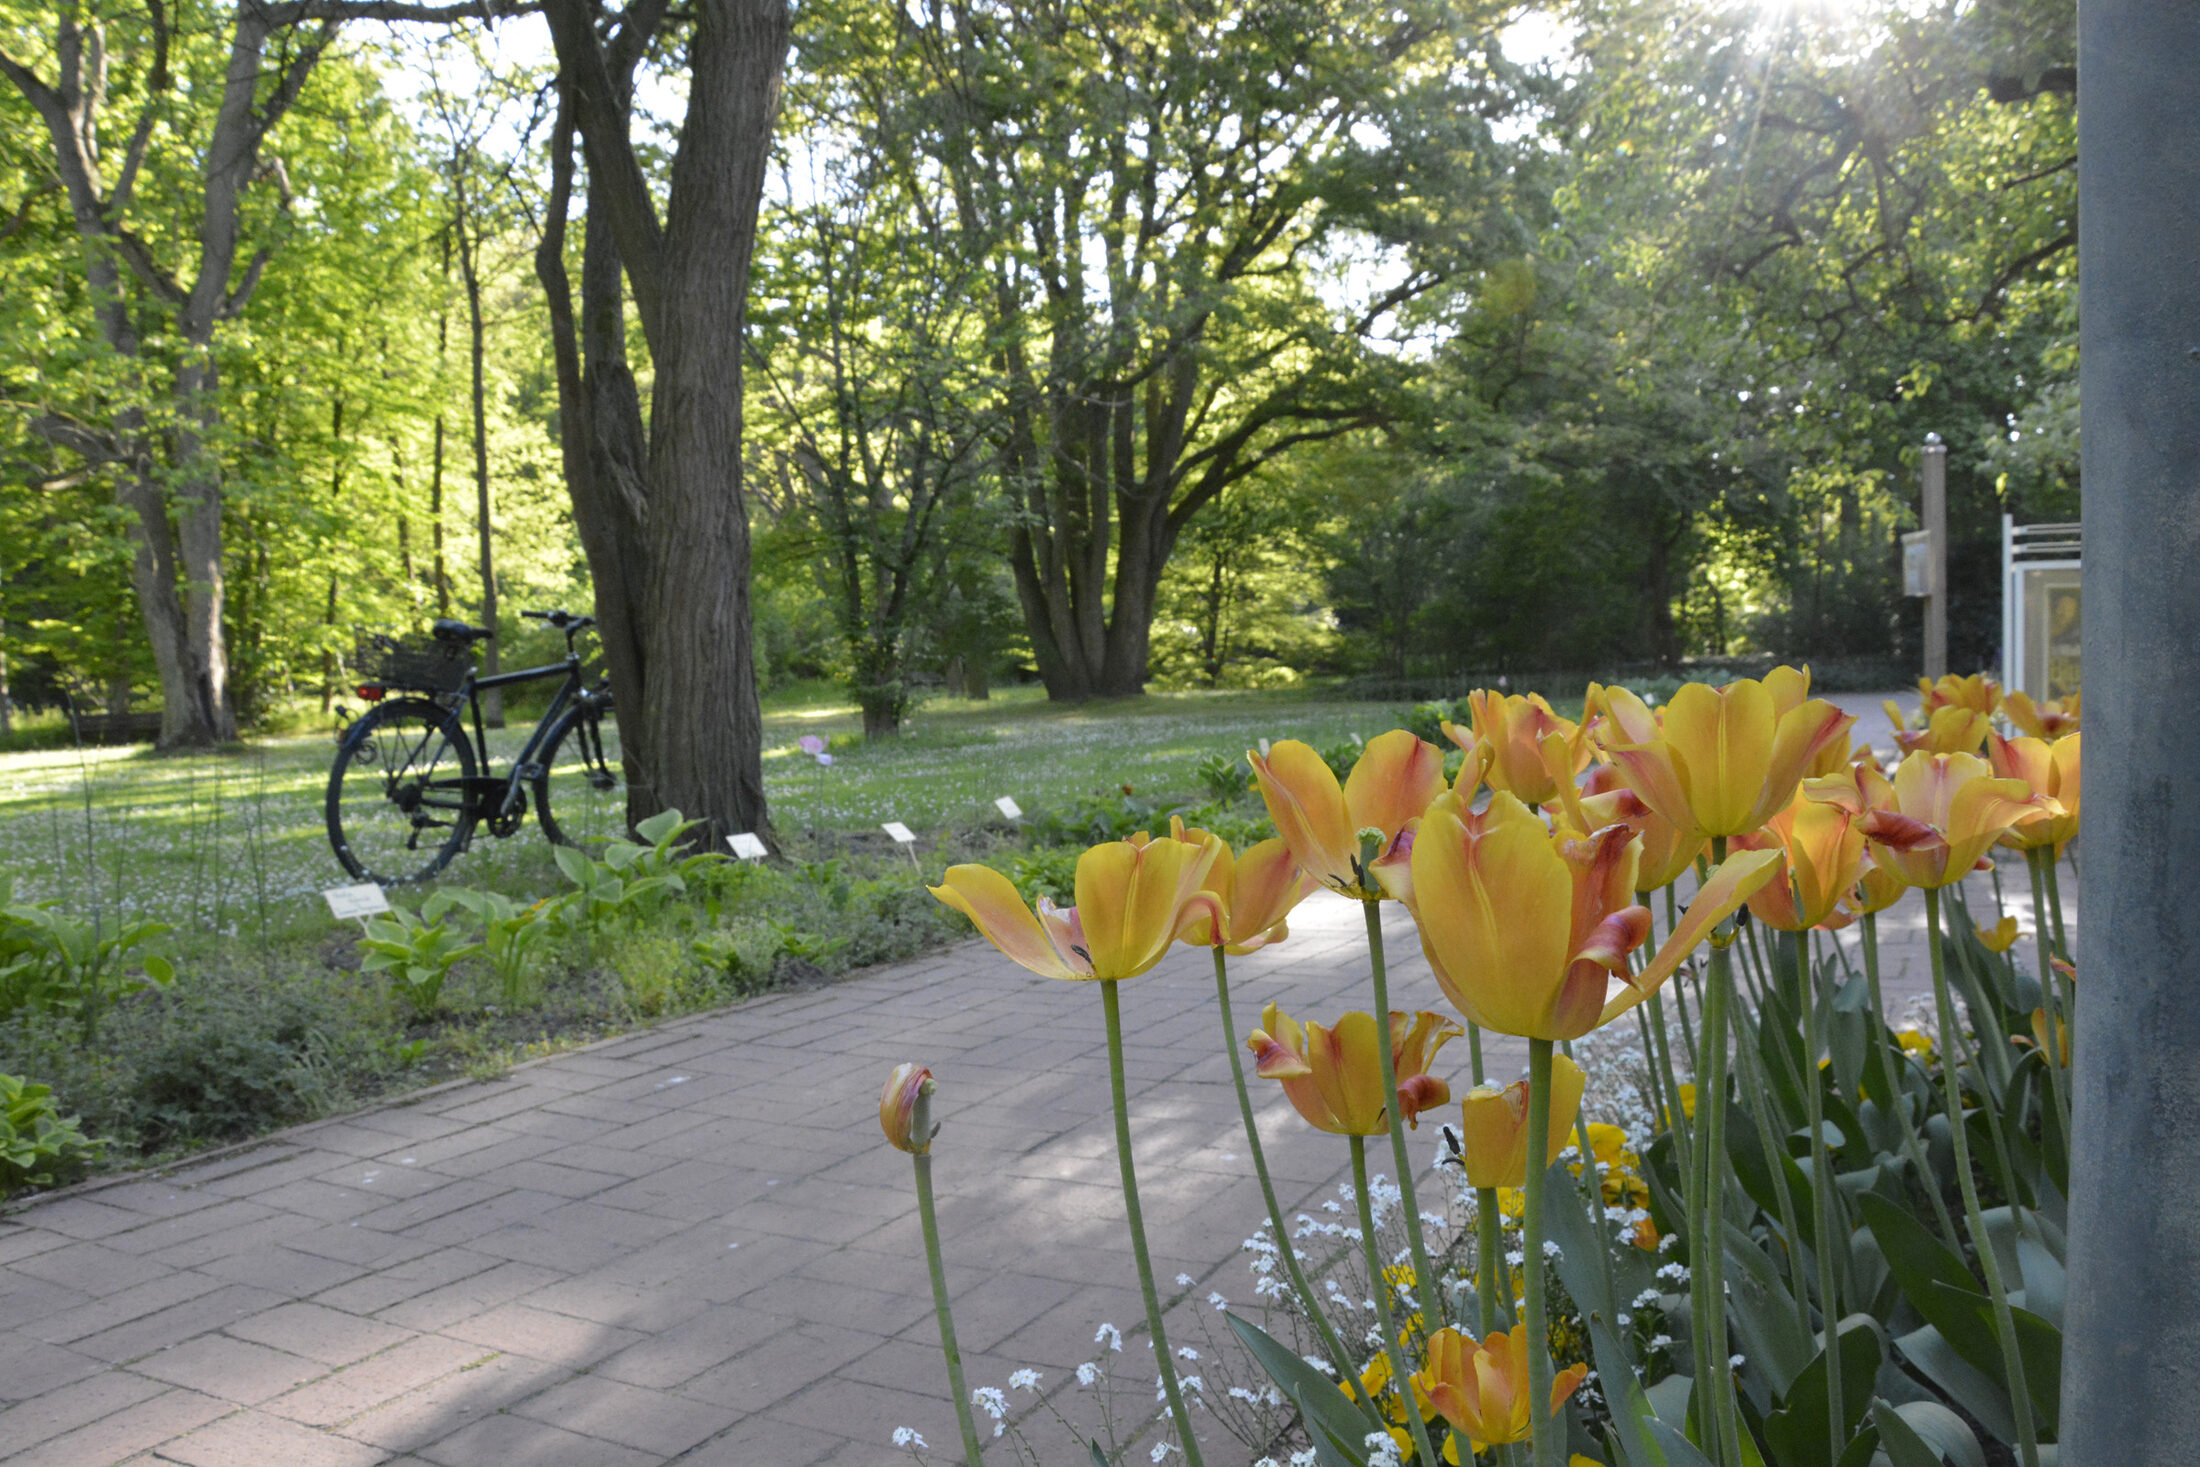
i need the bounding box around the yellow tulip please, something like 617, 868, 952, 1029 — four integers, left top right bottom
1732, 794, 1865, 932
1988, 731, 2081, 852
1455, 1055, 1587, 1190
1166, 822, 1320, 954
1808, 750, 2050, 890
1598, 669, 1853, 838
1247, 1005, 1461, 1136
1248, 731, 1446, 898
1445, 691, 1591, 806
879, 1063, 934, 1154
1979, 916, 2021, 954
1923, 671, 2002, 719
2027, 1007, 2070, 1067
1411, 1324, 1588, 1449
2003, 689, 2080, 739
929, 837, 1221, 980
1402, 791, 1782, 1040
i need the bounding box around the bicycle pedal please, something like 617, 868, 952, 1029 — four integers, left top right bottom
516, 762, 545, 781
588, 772, 616, 791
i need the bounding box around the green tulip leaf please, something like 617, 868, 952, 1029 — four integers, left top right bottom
1871, 1399, 1988, 1467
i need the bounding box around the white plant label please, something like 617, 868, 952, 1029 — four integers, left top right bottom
994, 796, 1022, 820
1258, 738, 1271, 757
324, 884, 391, 921
727, 832, 769, 861
882, 821, 917, 845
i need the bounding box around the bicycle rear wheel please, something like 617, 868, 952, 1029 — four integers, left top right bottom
534, 707, 627, 851
327, 698, 478, 884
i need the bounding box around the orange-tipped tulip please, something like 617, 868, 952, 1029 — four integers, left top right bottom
1885, 700, 1993, 756
1411, 1324, 1588, 1449
1455, 1055, 1588, 1190
1807, 750, 2050, 890
1923, 671, 2001, 718
1169, 823, 1320, 954
1248, 732, 1445, 898
1571, 765, 1706, 894
1732, 794, 1866, 932
1599, 669, 1853, 838
1988, 731, 2081, 853
930, 838, 1222, 980
2003, 689, 2080, 740
1402, 791, 1782, 1039
880, 1064, 935, 1154
1247, 1005, 1461, 1135
1446, 691, 1590, 806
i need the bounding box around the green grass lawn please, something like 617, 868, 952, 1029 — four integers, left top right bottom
0, 687, 1411, 931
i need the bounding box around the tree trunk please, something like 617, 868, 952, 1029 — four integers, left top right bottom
537, 0, 786, 844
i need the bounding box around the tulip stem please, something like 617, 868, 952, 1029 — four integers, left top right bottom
2041, 849, 2071, 963
1475, 1186, 1507, 1336
1521, 1038, 1561, 1467
1362, 895, 1443, 1325
1208, 950, 1383, 1434
2025, 850, 2072, 1143
1645, 992, 1691, 1174
1099, 979, 1204, 1467
1729, 1003, 1812, 1341
911, 1124, 987, 1467
1795, 920, 1845, 1462
1862, 912, 1961, 1249
1689, 840, 1743, 1466
1350, 1135, 1441, 1467
1469, 1022, 1488, 1087
1666, 886, 1700, 1072
1923, 888, 2041, 1467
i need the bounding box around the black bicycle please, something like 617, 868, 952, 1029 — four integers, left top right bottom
325, 609, 624, 884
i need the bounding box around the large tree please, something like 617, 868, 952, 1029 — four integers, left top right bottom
854, 0, 1521, 699
0, 0, 503, 746
536, 0, 788, 839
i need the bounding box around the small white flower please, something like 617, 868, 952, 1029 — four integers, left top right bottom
1301, 1355, 1337, 1376
1729, 1354, 1747, 1368
972, 1387, 1007, 1421
1096, 1322, 1123, 1352
1182, 1375, 1205, 1393
1633, 1288, 1662, 1309
892, 1426, 929, 1450
1077, 1362, 1102, 1387
1542, 1240, 1563, 1259
1649, 1334, 1675, 1350
1178, 1346, 1200, 1361
1364, 1430, 1404, 1467
1008, 1369, 1041, 1392
1176, 1272, 1194, 1286
1207, 1291, 1229, 1310
1151, 1443, 1176, 1462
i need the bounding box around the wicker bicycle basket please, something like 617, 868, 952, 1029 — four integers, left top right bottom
355, 632, 474, 695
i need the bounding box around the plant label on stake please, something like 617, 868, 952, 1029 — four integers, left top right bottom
994, 796, 1022, 821
1258, 738, 1271, 758
324, 883, 390, 931
882, 821, 922, 876
727, 832, 769, 862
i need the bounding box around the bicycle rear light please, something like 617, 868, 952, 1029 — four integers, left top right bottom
355, 683, 386, 702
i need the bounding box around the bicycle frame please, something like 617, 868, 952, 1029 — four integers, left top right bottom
450, 650, 601, 823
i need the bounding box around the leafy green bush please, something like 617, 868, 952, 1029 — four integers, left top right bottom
1, 882, 174, 1040
128, 988, 354, 1147
1, 1072, 97, 1198
358, 908, 479, 1021
426, 887, 556, 1008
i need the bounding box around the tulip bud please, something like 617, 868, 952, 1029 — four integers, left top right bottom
1454, 1054, 1587, 1190
881, 1063, 937, 1154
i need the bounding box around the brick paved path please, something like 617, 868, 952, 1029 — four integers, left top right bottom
0, 694, 2072, 1466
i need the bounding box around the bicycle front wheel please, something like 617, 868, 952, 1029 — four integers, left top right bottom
327, 698, 478, 884
534, 707, 627, 852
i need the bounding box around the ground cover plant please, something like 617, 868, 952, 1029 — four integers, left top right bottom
894, 669, 2079, 1467
0, 688, 1405, 1191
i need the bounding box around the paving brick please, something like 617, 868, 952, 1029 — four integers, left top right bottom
0, 1365, 168, 1453
263, 1336, 495, 1429
0, 1387, 232, 1467
511, 1373, 737, 1456
662, 1411, 851, 1466
141, 1408, 390, 1467
35, 1276, 258, 1356
224, 1301, 414, 1368
413, 1411, 659, 1467
331, 1352, 567, 1454
131, 1334, 329, 1405
371, 1260, 563, 1333
593, 1307, 802, 1391
440, 1302, 643, 1370
0, 1336, 106, 1404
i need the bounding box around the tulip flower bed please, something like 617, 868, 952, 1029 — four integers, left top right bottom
899, 670, 2078, 1467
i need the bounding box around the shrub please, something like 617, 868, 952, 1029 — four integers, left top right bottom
1, 1072, 97, 1198
128, 987, 356, 1147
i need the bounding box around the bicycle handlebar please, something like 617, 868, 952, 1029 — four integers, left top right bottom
521, 608, 597, 633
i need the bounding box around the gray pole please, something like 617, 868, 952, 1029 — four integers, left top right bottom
1921, 433, 1947, 680
2063, 0, 2200, 1458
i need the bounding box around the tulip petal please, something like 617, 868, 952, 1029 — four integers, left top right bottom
1344, 729, 1447, 842
1601, 846, 1783, 1024
1308, 1012, 1390, 1135
930, 865, 1087, 979
1251, 741, 1358, 890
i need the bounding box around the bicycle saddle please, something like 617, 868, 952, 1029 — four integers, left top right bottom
431, 619, 494, 644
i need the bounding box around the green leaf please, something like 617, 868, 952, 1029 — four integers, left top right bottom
1720, 1221, 1812, 1399
1853, 1192, 1998, 1372
1587, 1313, 1669, 1467
1871, 1399, 1987, 1467
552, 844, 595, 887
140, 954, 174, 985
1089, 1442, 1110, 1467
1891, 1325, 2014, 1444
1760, 1314, 1885, 1467
1224, 1312, 1373, 1463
